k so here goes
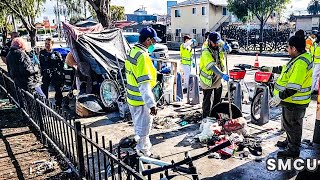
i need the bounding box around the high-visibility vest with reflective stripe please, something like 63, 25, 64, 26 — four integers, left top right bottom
310, 42, 320, 64
199, 44, 225, 87
125, 45, 157, 106
180, 44, 192, 65
274, 52, 313, 105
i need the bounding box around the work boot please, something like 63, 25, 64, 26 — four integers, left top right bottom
276, 140, 288, 148
277, 149, 299, 159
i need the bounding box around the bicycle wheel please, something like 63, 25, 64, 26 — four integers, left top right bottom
250, 90, 263, 122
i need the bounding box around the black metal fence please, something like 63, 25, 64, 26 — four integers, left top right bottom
221, 24, 294, 52
0, 67, 145, 180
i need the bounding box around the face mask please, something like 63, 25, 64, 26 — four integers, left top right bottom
148, 44, 155, 53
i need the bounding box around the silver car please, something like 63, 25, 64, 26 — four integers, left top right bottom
123, 32, 169, 59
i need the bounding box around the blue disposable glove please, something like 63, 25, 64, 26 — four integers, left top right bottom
222, 74, 229, 81
223, 43, 231, 52
192, 39, 197, 44
192, 62, 195, 68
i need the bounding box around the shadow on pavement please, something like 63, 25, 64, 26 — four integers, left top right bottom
149, 124, 199, 146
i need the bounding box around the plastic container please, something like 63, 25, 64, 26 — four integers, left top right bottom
229, 69, 246, 80
163, 75, 174, 91
255, 72, 272, 83
162, 75, 174, 103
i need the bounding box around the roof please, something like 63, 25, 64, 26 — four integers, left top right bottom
295, 14, 320, 19
114, 21, 137, 29
173, 0, 227, 7
134, 8, 146, 12
209, 0, 228, 6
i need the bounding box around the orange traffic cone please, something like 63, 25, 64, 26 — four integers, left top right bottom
253, 54, 259, 70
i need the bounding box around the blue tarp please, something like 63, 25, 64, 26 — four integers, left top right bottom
53, 47, 71, 59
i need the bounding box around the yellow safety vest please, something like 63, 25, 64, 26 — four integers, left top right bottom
274, 52, 313, 105
125, 45, 157, 106
180, 44, 192, 65
310, 42, 320, 64
199, 44, 225, 87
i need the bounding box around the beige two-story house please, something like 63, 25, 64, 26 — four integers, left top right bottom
170, 0, 230, 42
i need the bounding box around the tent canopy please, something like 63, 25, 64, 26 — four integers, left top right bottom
63, 22, 130, 78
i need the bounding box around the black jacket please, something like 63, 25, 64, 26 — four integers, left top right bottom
39, 49, 64, 73
6, 47, 42, 90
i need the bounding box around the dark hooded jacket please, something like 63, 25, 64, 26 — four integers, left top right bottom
6, 47, 42, 90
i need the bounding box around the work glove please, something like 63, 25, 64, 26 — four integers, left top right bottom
260, 66, 273, 72
223, 43, 231, 52
222, 74, 230, 82
269, 95, 281, 107
35, 86, 46, 98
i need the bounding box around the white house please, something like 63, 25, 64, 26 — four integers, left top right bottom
295, 14, 320, 33
170, 0, 230, 42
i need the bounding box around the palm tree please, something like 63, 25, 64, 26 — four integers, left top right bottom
308, 0, 320, 15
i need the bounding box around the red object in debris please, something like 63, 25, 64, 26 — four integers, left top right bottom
229, 69, 246, 80
255, 71, 272, 83
210, 138, 238, 156
222, 117, 246, 132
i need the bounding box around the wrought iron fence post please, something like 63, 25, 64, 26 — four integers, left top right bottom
34, 94, 45, 144
75, 120, 85, 177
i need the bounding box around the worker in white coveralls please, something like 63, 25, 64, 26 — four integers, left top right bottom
180, 35, 196, 91
125, 27, 161, 159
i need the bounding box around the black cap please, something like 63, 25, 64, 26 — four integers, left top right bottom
208, 32, 222, 44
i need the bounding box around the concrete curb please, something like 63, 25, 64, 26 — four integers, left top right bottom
237, 52, 289, 58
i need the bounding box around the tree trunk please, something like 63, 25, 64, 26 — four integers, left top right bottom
2, 27, 7, 46
29, 29, 37, 48
259, 21, 264, 53
96, 10, 110, 28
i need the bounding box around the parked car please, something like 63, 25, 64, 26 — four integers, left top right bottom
52, 33, 58, 38
21, 35, 30, 41
226, 38, 239, 53
37, 34, 52, 41
123, 32, 169, 59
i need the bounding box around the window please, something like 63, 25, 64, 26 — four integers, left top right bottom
175, 10, 181, 17
175, 29, 181, 36
192, 29, 197, 34
202, 7, 206, 15
223, 7, 227, 15
202, 29, 206, 36
192, 8, 196, 14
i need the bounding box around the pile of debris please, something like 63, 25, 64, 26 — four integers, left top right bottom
194, 115, 263, 160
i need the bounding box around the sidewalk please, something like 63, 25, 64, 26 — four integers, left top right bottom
0, 99, 75, 179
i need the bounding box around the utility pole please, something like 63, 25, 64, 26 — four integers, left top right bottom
56, 0, 61, 40
12, 14, 17, 32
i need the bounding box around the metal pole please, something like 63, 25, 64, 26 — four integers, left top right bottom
223, 36, 233, 120
75, 121, 85, 177
194, 46, 197, 75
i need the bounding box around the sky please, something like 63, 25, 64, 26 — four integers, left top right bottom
35, 0, 310, 23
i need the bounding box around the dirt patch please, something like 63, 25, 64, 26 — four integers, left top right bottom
0, 108, 76, 179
